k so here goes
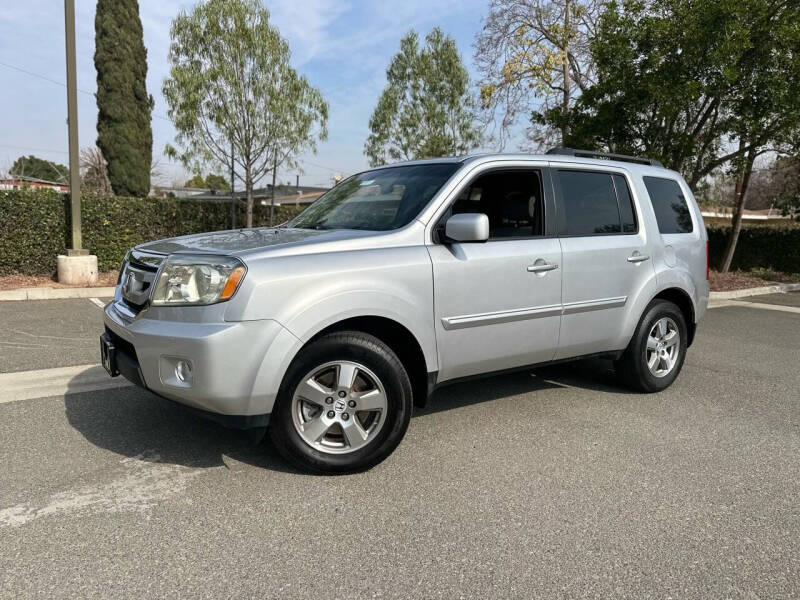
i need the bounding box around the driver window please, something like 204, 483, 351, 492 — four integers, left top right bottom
450, 170, 544, 239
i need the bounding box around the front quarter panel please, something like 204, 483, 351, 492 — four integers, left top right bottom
224, 241, 438, 373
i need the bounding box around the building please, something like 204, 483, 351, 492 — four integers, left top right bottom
190, 184, 329, 206
149, 186, 212, 199
0, 175, 69, 193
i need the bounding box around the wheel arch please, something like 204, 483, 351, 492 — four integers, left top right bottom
300, 315, 432, 408
652, 287, 696, 346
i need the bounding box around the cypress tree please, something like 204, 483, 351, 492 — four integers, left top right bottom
94, 0, 153, 197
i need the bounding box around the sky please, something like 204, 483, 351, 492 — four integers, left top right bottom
0, 0, 494, 189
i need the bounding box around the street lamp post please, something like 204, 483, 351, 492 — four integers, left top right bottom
64, 0, 82, 253
58, 0, 98, 285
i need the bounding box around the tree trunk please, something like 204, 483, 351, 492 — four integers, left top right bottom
269, 151, 277, 227
245, 168, 254, 229
561, 0, 571, 144
719, 144, 757, 273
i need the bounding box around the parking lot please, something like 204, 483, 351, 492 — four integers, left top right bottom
1, 295, 799, 598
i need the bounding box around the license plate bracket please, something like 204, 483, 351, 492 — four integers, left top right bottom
100, 334, 119, 377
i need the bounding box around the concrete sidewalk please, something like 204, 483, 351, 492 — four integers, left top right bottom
0, 286, 115, 301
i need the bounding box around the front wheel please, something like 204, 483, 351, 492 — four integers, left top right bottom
269, 331, 412, 474
615, 300, 688, 393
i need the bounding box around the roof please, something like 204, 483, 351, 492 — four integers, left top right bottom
2, 175, 68, 186
370, 151, 678, 178
190, 185, 330, 203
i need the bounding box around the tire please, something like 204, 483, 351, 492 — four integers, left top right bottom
268, 331, 413, 474
615, 300, 688, 393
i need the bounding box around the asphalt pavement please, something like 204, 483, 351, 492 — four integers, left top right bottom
0, 298, 108, 373
0, 295, 798, 598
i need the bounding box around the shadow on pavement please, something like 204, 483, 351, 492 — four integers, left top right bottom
64, 357, 629, 472
422, 356, 633, 416
63, 382, 300, 474
530, 357, 637, 395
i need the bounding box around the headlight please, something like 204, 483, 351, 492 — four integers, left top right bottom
151, 255, 246, 306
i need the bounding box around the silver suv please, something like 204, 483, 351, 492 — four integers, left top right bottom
102, 148, 709, 473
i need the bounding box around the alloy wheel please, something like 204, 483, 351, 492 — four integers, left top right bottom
645, 317, 680, 378
291, 361, 388, 454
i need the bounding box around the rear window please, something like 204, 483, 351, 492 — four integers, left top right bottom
557, 170, 621, 235
643, 176, 693, 233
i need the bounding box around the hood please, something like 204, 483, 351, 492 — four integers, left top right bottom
135, 227, 376, 255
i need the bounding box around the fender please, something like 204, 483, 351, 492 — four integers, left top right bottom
231, 245, 438, 414
616, 268, 698, 353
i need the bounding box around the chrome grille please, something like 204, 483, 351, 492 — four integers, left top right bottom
120, 250, 164, 312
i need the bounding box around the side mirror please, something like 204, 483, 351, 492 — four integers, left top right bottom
444, 213, 490, 243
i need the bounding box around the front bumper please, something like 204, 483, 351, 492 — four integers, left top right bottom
103, 299, 301, 428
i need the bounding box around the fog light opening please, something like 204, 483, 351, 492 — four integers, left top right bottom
175, 360, 193, 383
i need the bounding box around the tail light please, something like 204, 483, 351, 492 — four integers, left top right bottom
706, 242, 709, 280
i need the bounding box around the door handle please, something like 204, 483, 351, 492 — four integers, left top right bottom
527, 262, 559, 273
627, 253, 650, 263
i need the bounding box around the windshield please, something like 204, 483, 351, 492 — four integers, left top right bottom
288, 163, 459, 231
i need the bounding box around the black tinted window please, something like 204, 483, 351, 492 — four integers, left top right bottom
451, 170, 544, 238
643, 176, 693, 233
613, 174, 637, 233
558, 170, 621, 235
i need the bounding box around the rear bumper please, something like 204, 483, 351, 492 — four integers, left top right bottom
103, 300, 301, 425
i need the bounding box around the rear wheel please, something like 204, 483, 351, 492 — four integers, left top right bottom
269, 331, 412, 474
615, 300, 688, 392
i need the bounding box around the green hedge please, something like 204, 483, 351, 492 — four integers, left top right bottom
0, 190, 306, 275
2, 190, 798, 275
707, 223, 800, 273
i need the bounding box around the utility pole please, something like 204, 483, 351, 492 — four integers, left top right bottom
58, 0, 97, 285
269, 150, 277, 226
64, 0, 82, 252
230, 140, 236, 229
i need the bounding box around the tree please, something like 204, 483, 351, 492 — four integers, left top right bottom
9, 155, 68, 182
542, 1, 800, 193
365, 28, 481, 166
184, 173, 231, 191
94, 0, 153, 197
79, 147, 112, 195
715, 2, 800, 271
163, 0, 328, 228
475, 0, 600, 148
770, 155, 800, 219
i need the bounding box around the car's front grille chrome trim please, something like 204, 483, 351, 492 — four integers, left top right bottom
119, 250, 165, 314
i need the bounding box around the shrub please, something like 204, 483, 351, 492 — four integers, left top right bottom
3, 190, 798, 276
706, 223, 800, 273
0, 190, 306, 275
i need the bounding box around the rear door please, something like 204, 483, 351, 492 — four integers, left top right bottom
428, 166, 562, 381
552, 167, 656, 359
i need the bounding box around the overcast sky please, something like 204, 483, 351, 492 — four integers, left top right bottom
0, 0, 493, 188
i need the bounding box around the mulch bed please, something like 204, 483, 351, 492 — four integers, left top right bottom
0, 269, 779, 293
0, 271, 118, 291
708, 270, 769, 292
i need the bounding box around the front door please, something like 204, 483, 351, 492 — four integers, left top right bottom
428, 168, 562, 381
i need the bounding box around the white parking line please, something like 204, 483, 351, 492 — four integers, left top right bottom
709, 299, 800, 314
89, 297, 107, 309
0, 364, 131, 404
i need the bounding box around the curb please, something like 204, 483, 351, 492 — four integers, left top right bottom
0, 286, 116, 302
709, 282, 800, 301
1, 283, 797, 303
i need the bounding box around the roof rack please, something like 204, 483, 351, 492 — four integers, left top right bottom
546, 147, 664, 168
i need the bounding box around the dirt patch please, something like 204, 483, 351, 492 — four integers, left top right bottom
708, 270, 768, 292
0, 271, 118, 291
